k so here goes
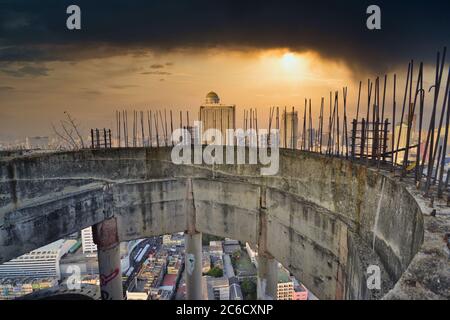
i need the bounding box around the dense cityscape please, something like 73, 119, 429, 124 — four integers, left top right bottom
0, 229, 313, 301
0, 90, 449, 301
0, 1, 449, 308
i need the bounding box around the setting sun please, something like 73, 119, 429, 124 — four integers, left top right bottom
281, 52, 299, 70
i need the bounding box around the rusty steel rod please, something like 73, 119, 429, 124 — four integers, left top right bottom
424, 48, 447, 193
438, 85, 450, 196
394, 62, 411, 167
391, 75, 397, 168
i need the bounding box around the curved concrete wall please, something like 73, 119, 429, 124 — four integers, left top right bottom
0, 147, 445, 299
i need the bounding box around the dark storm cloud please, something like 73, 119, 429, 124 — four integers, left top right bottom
0, 86, 14, 91
109, 84, 139, 89
141, 71, 171, 76
0, 46, 55, 62
82, 89, 102, 96
0, 0, 449, 73
150, 64, 165, 69
0, 64, 50, 77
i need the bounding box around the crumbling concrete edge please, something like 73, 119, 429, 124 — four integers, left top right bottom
383, 184, 450, 300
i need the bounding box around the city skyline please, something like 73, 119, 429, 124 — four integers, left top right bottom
0, 0, 449, 304
1, 1, 449, 139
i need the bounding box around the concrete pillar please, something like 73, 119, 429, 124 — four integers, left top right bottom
93, 217, 123, 300
257, 254, 278, 300
185, 231, 203, 300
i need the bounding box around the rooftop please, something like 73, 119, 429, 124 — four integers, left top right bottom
162, 274, 177, 287
278, 268, 292, 284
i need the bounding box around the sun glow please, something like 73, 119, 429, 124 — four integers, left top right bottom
281, 52, 299, 70
255, 50, 310, 83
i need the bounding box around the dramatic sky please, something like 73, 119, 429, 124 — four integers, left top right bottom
0, 0, 449, 140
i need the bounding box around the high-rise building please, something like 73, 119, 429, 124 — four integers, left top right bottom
277, 268, 294, 300
207, 276, 230, 300
0, 240, 76, 280
81, 227, 97, 254
280, 111, 299, 149
199, 92, 236, 144
25, 136, 49, 150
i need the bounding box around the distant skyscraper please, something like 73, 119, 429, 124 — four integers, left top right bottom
25, 136, 49, 150
280, 111, 298, 149
199, 92, 236, 144
81, 227, 97, 254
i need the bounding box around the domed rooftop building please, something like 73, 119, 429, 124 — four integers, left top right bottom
199, 91, 236, 144
205, 91, 220, 104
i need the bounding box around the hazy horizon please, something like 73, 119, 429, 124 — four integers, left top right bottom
0, 1, 449, 141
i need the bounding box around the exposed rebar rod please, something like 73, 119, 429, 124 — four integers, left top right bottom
319, 97, 324, 154
140, 111, 145, 147
438, 87, 450, 197
424, 48, 447, 193
430, 67, 450, 175
164, 110, 168, 146
336, 91, 340, 156
356, 81, 362, 125
433, 145, 443, 184
404, 63, 423, 177
170, 110, 174, 146
381, 75, 387, 126
154, 111, 160, 148
365, 80, 373, 160
391, 75, 397, 168
308, 102, 312, 151
402, 61, 416, 176
284, 106, 287, 148
147, 110, 153, 147
343, 87, 349, 159
394, 62, 412, 167
117, 110, 121, 148
302, 100, 307, 150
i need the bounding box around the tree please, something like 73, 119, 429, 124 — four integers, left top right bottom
206, 266, 223, 278
241, 278, 257, 300
51, 112, 85, 150
231, 251, 241, 269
